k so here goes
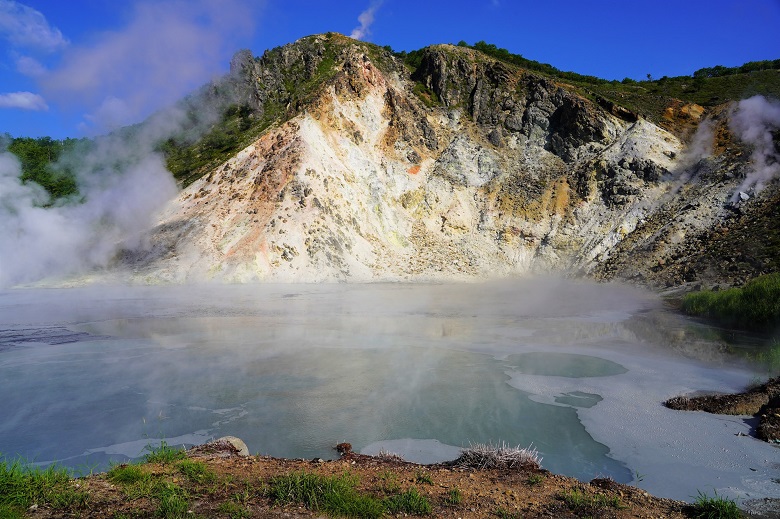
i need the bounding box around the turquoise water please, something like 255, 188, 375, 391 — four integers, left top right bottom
0, 280, 765, 489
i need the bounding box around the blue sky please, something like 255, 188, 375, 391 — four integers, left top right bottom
1, 0, 779, 139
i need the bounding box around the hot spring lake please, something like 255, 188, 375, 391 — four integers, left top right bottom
0, 279, 778, 503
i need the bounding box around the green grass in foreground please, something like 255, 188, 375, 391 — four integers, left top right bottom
558, 488, 625, 513
144, 441, 187, 464
0, 456, 88, 516
689, 490, 741, 519
681, 272, 780, 331
268, 471, 432, 517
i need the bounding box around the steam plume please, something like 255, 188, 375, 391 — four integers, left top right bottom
0, 141, 178, 288
350, 1, 383, 41
41, 0, 257, 132
0, 0, 261, 287
729, 95, 780, 199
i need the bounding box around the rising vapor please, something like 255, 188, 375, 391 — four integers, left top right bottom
0, 0, 262, 287
41, 0, 258, 132
729, 95, 780, 199
350, 1, 383, 41
0, 142, 178, 288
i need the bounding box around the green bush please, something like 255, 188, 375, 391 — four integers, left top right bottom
681, 273, 780, 331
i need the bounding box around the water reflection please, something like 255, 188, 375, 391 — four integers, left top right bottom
0, 280, 769, 492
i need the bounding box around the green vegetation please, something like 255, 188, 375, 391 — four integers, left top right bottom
107, 463, 148, 485
755, 339, 780, 375
689, 490, 741, 519
0, 456, 88, 517
415, 470, 434, 485
559, 488, 624, 513
268, 471, 385, 518
268, 470, 433, 517
493, 507, 521, 519
681, 273, 780, 332
156, 482, 190, 518
448, 40, 780, 125
526, 473, 544, 486
143, 441, 187, 464
3, 135, 83, 200
218, 499, 251, 518
176, 458, 216, 484
384, 486, 432, 515
444, 487, 462, 506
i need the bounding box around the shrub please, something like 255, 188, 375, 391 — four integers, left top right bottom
681, 273, 780, 331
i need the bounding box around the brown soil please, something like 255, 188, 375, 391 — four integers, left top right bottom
665, 376, 780, 442
27, 441, 691, 518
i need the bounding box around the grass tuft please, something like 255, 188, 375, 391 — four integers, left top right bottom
384, 486, 432, 515
444, 487, 462, 506
415, 470, 434, 485
268, 471, 384, 518
0, 456, 88, 513
107, 464, 147, 485
690, 490, 741, 519
456, 441, 542, 470
143, 441, 187, 464
176, 458, 216, 483
156, 482, 189, 518
559, 487, 624, 513
526, 474, 544, 486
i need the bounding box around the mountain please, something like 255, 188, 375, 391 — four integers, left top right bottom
123, 33, 780, 288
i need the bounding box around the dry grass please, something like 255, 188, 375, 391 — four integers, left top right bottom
454, 442, 542, 470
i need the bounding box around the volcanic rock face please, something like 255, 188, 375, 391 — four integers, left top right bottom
128, 34, 779, 287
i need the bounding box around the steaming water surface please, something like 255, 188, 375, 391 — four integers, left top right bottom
0, 279, 777, 503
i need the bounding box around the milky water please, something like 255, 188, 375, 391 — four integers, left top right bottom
0, 279, 777, 504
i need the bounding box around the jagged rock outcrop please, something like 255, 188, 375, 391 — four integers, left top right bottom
124, 34, 779, 288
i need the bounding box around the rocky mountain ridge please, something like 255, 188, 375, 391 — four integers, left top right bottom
124, 33, 780, 288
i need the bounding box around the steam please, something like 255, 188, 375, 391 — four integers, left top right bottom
0, 91, 48, 110
0, 141, 177, 288
350, 1, 383, 41
0, 0, 262, 287
41, 0, 257, 132
729, 95, 780, 199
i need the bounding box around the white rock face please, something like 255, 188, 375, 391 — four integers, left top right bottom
126, 45, 754, 287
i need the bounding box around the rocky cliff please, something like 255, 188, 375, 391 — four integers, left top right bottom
124, 33, 780, 288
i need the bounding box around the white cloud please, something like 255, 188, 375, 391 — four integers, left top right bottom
0, 0, 68, 52
0, 91, 48, 110
41, 0, 258, 131
350, 1, 382, 41
15, 54, 46, 76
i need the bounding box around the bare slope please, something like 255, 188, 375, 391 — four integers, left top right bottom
125, 34, 778, 287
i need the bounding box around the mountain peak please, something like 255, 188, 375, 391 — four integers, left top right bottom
119, 37, 780, 288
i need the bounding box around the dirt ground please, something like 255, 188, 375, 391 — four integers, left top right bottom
28, 441, 692, 519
